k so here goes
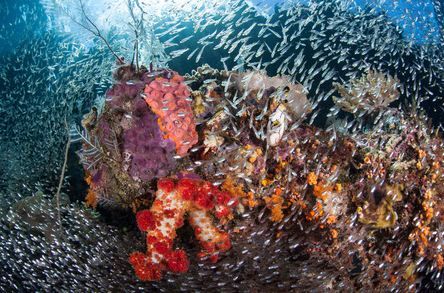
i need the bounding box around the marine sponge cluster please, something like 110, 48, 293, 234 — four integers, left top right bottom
143, 72, 198, 156
129, 177, 237, 281
75, 66, 187, 209
122, 98, 176, 181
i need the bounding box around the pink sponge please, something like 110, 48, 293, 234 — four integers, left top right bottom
143, 72, 198, 156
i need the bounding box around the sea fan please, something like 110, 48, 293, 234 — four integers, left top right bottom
69, 124, 103, 170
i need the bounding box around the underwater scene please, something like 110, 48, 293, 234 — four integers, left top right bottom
1, 0, 444, 291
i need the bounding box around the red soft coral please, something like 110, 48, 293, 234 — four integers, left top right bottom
153, 241, 171, 256
157, 178, 176, 193
129, 252, 164, 281
130, 177, 238, 282
177, 178, 198, 201
194, 191, 215, 210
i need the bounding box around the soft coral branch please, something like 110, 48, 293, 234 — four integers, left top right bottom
130, 178, 237, 281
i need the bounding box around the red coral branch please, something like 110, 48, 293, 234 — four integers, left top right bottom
129, 177, 238, 281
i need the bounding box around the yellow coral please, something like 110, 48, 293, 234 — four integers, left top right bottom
422, 189, 435, 221
422, 202, 434, 220
409, 221, 431, 256
306, 202, 324, 222
313, 184, 331, 201
265, 188, 285, 223
85, 174, 93, 185
247, 148, 263, 163
326, 215, 336, 224
84, 174, 97, 209
246, 192, 258, 208
334, 183, 342, 192
307, 172, 318, 186
416, 161, 423, 170
261, 178, 272, 187
222, 176, 246, 198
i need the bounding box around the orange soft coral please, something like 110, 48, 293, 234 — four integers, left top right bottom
144, 72, 198, 156
84, 174, 98, 208
264, 187, 285, 222
307, 172, 318, 186
130, 177, 238, 281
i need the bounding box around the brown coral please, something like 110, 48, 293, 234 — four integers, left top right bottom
333, 69, 400, 114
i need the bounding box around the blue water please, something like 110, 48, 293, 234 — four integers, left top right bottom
1, 0, 443, 56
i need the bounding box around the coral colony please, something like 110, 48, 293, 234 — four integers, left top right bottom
76, 63, 444, 288
130, 178, 235, 280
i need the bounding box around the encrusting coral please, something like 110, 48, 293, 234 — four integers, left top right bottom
181, 66, 444, 290
76, 67, 196, 209
143, 72, 198, 156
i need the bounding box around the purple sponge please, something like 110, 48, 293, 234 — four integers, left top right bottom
121, 97, 176, 182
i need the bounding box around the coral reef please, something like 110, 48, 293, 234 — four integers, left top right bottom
75, 65, 444, 290
74, 66, 186, 209
179, 65, 444, 290
3, 0, 444, 291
